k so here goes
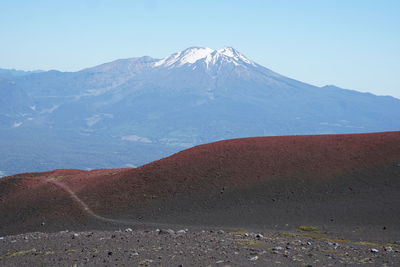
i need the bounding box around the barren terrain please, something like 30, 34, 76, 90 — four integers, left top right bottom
1, 132, 400, 266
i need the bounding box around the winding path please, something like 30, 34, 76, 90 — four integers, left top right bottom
46, 178, 131, 225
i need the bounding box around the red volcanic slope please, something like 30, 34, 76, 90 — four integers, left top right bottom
1, 132, 400, 235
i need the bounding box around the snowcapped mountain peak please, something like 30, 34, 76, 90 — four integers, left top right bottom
215, 46, 255, 66
154, 46, 256, 68
217, 46, 238, 57
154, 47, 213, 67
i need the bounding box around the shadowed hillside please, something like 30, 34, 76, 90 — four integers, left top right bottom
1, 132, 399, 239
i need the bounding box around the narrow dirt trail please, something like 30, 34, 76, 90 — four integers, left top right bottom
46, 178, 132, 225
15, 176, 184, 230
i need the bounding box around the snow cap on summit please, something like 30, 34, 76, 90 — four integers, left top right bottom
154, 46, 255, 67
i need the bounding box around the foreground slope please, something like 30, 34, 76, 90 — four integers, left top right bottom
1, 132, 400, 239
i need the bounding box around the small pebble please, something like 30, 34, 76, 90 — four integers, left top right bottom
249, 256, 258, 261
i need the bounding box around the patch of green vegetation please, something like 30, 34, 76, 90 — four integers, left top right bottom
0, 246, 126, 261
313, 231, 327, 235
281, 232, 296, 237
386, 243, 400, 248
356, 241, 382, 247
283, 232, 349, 243
281, 231, 400, 249
359, 257, 373, 263
231, 230, 249, 235
297, 225, 317, 231
0, 248, 37, 259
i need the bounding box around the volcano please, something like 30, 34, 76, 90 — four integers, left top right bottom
1, 47, 400, 176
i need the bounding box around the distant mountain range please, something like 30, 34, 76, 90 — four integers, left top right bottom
1, 46, 399, 176
0, 68, 44, 78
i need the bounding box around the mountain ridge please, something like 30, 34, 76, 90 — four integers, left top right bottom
0, 46, 399, 176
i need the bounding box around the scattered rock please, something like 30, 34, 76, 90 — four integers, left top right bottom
284, 250, 290, 256
0, 228, 399, 266
72, 233, 79, 239
384, 247, 393, 252
139, 259, 153, 265
328, 242, 339, 248
159, 229, 175, 235
249, 255, 258, 261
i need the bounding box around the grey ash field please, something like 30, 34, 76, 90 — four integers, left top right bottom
1, 227, 400, 266
1, 132, 400, 266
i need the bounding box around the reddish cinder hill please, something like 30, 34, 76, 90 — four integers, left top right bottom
1, 132, 400, 237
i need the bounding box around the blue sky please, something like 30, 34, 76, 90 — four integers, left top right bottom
1, 0, 399, 97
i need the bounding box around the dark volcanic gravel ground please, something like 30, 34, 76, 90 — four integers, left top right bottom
1, 227, 399, 267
